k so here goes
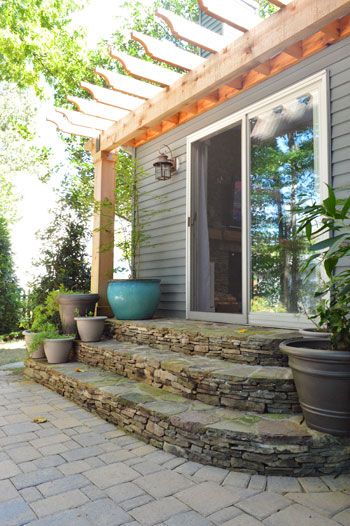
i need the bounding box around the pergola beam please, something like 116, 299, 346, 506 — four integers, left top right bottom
67, 96, 129, 121
131, 31, 204, 70
198, 0, 260, 32
98, 0, 350, 152
81, 81, 142, 110
94, 67, 163, 99
155, 8, 239, 53
110, 49, 182, 86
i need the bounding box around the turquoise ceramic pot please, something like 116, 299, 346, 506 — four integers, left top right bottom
107, 279, 161, 320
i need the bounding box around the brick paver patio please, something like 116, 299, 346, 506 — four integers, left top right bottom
0, 365, 349, 526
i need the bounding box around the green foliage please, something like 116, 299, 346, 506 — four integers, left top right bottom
114, 150, 164, 278
0, 0, 90, 99
29, 140, 93, 307
109, 0, 199, 63
298, 185, 350, 351
28, 327, 73, 354
29, 208, 91, 307
0, 216, 21, 334
30, 289, 62, 333
0, 84, 51, 222
258, 1, 278, 18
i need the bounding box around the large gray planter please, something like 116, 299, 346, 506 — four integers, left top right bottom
298, 328, 331, 340
280, 339, 350, 436
74, 316, 107, 342
44, 338, 74, 364
57, 293, 99, 334
22, 330, 45, 359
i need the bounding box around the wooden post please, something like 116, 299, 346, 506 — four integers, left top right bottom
91, 150, 117, 315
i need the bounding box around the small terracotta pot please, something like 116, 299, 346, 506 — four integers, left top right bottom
74, 316, 107, 342
44, 338, 74, 364
22, 330, 45, 359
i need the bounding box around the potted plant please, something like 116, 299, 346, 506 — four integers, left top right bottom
107, 152, 161, 320
280, 185, 350, 436
23, 290, 62, 359
23, 330, 45, 359
57, 291, 99, 334
28, 328, 74, 364
74, 308, 107, 342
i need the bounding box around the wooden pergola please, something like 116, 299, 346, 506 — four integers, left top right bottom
48, 0, 350, 314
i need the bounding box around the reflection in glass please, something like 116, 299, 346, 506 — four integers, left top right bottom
191, 124, 242, 313
249, 93, 319, 314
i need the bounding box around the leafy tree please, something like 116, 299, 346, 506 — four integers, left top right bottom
28, 144, 93, 307
250, 113, 316, 313
0, 0, 91, 100
0, 216, 21, 334
0, 83, 51, 222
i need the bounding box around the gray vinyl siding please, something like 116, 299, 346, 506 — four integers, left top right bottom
135, 37, 350, 316
199, 11, 223, 34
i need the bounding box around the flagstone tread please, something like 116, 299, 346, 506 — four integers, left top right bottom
107, 318, 300, 366
75, 340, 299, 414
25, 359, 350, 476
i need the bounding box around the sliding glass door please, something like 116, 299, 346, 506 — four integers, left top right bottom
189, 120, 247, 323
187, 73, 327, 327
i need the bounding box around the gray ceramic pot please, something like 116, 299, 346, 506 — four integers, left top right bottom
57, 293, 99, 334
298, 328, 331, 340
22, 330, 45, 359
43, 338, 74, 364
74, 316, 107, 342
280, 339, 350, 436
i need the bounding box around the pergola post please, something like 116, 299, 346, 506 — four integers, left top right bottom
91, 150, 117, 316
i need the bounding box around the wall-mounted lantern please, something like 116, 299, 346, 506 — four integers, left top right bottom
153, 145, 178, 181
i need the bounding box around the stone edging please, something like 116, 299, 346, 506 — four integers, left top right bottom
106, 319, 298, 366
75, 341, 300, 414
25, 359, 350, 477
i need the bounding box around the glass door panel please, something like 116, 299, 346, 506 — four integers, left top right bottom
249, 91, 320, 317
190, 122, 244, 318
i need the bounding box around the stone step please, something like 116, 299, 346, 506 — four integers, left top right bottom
75, 340, 300, 414
24, 359, 350, 476
106, 318, 300, 367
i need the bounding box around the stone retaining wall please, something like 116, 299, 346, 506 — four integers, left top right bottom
25, 360, 350, 477
75, 342, 300, 414
107, 320, 296, 367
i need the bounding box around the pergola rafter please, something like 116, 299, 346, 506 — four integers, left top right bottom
197, 0, 260, 32
67, 96, 130, 121
110, 49, 182, 86
94, 67, 163, 99
155, 7, 237, 52
56, 108, 112, 131
47, 110, 100, 138
81, 81, 143, 110
131, 31, 205, 70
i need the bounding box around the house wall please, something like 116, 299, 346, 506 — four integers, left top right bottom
134, 37, 350, 317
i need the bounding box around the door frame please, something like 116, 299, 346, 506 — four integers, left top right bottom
185, 70, 329, 327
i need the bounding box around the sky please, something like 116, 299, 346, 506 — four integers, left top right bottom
10, 0, 147, 287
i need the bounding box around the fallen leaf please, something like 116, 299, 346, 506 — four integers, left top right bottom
238, 329, 248, 333
33, 417, 47, 424
75, 368, 85, 373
